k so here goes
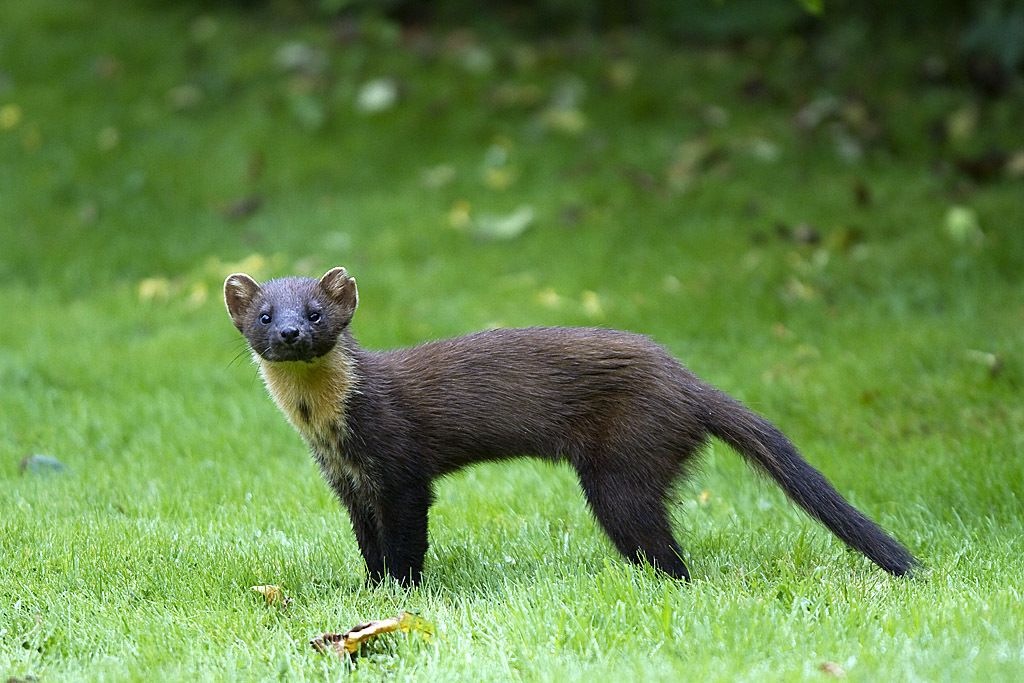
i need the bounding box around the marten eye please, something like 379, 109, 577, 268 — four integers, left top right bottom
259, 313, 272, 325
308, 311, 321, 323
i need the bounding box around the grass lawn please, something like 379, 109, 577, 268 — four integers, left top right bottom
2, 1, 1023, 680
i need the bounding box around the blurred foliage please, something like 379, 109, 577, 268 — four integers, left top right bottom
214, 0, 1021, 38
172, 0, 814, 37
194, 0, 1024, 87
961, 1, 1024, 82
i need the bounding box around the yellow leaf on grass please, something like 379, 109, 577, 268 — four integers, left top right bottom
311, 611, 433, 657
448, 200, 472, 229
483, 166, 516, 190
186, 282, 209, 308
541, 108, 587, 135
581, 290, 603, 319
1, 104, 23, 130
221, 254, 268, 278
251, 584, 291, 607
138, 277, 171, 302
536, 288, 562, 309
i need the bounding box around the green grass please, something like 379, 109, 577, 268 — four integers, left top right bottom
2, 1, 1024, 680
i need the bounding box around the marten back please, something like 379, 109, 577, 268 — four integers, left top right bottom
373, 327, 709, 471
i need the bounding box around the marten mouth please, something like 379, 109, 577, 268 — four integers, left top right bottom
259, 343, 323, 363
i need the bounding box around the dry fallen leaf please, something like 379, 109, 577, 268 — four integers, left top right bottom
580, 290, 603, 319
420, 164, 456, 189
356, 78, 399, 114
275, 41, 327, 76
0, 103, 23, 130
606, 60, 636, 89
965, 349, 1003, 378
1006, 150, 1024, 178
818, 661, 846, 677
447, 199, 472, 229
251, 584, 292, 608
470, 205, 535, 241
946, 105, 978, 143
945, 205, 983, 245
217, 253, 269, 280
536, 288, 562, 309
541, 108, 587, 135
483, 166, 516, 190
138, 277, 172, 302
167, 84, 204, 111
311, 611, 433, 658
185, 282, 209, 309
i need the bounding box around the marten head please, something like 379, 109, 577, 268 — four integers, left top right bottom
224, 267, 358, 363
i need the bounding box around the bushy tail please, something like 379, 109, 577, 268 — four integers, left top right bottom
704, 390, 916, 576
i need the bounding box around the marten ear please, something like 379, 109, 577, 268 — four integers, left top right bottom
319, 267, 358, 320
224, 273, 261, 332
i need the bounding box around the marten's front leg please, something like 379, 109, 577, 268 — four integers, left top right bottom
376, 481, 433, 586
343, 497, 386, 582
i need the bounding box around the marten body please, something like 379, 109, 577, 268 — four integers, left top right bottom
225, 267, 915, 585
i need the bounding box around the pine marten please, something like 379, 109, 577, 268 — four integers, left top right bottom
224, 267, 915, 585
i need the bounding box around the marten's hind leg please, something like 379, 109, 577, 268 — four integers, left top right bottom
575, 459, 690, 580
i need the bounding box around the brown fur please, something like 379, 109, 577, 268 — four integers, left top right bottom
224, 267, 916, 585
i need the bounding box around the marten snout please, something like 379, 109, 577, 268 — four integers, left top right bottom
270, 309, 308, 345
260, 309, 321, 361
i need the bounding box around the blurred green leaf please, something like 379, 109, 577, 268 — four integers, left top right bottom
798, 0, 824, 16
471, 205, 536, 241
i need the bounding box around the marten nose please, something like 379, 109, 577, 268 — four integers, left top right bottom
279, 326, 300, 344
